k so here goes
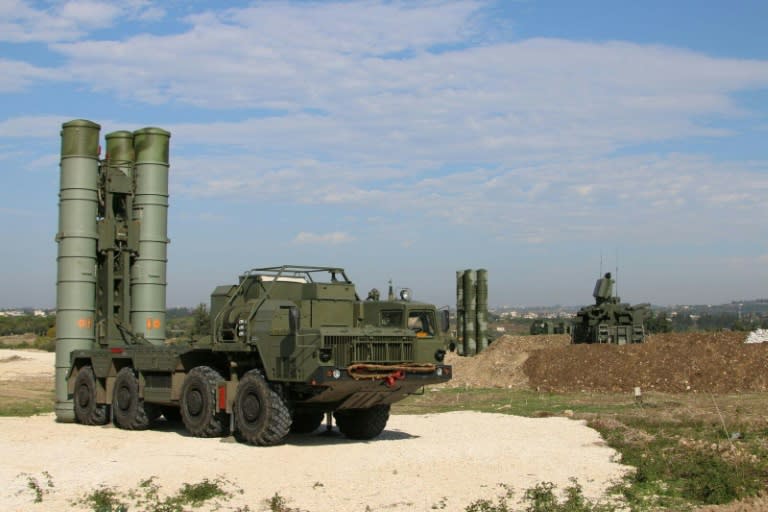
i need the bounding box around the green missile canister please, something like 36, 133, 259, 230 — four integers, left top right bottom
105, 131, 135, 177
100, 131, 135, 340
476, 268, 488, 352
462, 269, 477, 356
55, 119, 101, 422
130, 127, 170, 344
456, 270, 465, 355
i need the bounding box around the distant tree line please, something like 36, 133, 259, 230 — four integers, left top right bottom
645, 311, 768, 334
166, 304, 211, 338
0, 315, 55, 336
3, 307, 764, 341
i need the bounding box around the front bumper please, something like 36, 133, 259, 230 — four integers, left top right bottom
303, 363, 452, 409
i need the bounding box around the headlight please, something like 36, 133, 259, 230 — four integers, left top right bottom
434, 349, 446, 362
436, 367, 443, 377
332, 369, 342, 379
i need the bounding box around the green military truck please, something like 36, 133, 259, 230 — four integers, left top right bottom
54, 120, 451, 446
70, 266, 452, 446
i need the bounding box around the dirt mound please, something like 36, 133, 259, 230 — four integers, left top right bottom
445, 332, 768, 394
443, 334, 570, 388
523, 332, 768, 393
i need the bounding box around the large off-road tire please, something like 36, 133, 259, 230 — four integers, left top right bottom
334, 404, 390, 440
73, 366, 109, 425
180, 366, 228, 437
289, 411, 324, 434
112, 367, 151, 430
233, 370, 291, 446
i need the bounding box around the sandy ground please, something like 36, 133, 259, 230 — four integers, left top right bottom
0, 350, 631, 512
0, 349, 55, 382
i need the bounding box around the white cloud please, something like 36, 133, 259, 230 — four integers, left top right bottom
0, 59, 59, 92
0, 115, 75, 136
0, 0, 164, 43
2, 1, 768, 253
292, 231, 354, 245
58, 1, 120, 28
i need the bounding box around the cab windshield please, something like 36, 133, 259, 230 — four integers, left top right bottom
380, 310, 404, 328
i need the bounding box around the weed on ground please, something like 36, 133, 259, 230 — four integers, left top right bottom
72, 476, 242, 512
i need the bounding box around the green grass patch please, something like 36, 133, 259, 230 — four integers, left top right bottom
395, 388, 638, 416
0, 398, 53, 417
0, 336, 56, 351
73, 476, 242, 512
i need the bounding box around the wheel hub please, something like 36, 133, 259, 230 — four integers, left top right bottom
242, 393, 261, 422
76, 385, 90, 408
117, 386, 132, 411
186, 389, 203, 416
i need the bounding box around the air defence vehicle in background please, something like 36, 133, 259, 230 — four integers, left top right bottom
55, 119, 452, 446
530, 319, 572, 335
571, 272, 648, 344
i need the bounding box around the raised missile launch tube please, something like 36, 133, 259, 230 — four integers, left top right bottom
456, 270, 465, 354
130, 127, 170, 344
55, 119, 101, 422
105, 131, 135, 178
462, 269, 477, 356
476, 268, 488, 352
102, 131, 135, 335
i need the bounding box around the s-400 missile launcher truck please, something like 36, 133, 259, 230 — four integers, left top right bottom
70, 265, 452, 445
54, 120, 452, 446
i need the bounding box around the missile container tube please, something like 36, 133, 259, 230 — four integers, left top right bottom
455, 268, 489, 355
54, 120, 101, 422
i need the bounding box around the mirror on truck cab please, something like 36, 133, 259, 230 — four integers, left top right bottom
439, 309, 450, 333
289, 306, 301, 333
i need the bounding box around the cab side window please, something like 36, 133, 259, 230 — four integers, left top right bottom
407, 311, 435, 336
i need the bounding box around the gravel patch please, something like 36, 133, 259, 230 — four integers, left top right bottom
0, 411, 629, 511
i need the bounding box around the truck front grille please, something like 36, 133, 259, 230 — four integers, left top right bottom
323, 335, 414, 366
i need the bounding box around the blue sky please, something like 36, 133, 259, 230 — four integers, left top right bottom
1, 0, 767, 309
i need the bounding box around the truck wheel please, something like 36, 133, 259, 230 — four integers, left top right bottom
73, 366, 109, 425
112, 367, 151, 430
234, 370, 290, 446
290, 412, 324, 434
334, 404, 390, 440
180, 366, 228, 437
